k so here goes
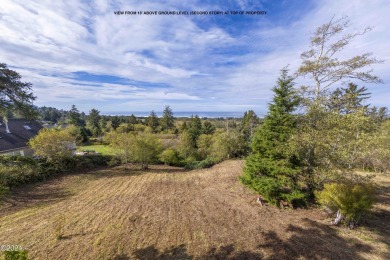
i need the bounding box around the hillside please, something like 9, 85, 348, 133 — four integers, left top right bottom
0, 160, 389, 259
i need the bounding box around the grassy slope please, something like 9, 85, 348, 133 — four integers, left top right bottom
0, 161, 389, 259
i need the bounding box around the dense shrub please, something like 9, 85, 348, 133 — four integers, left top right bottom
29, 128, 75, 163
184, 158, 220, 170
160, 148, 182, 166
75, 154, 113, 169
109, 132, 163, 169
197, 134, 213, 159
0, 156, 41, 186
0, 154, 112, 201
211, 131, 247, 160
177, 131, 197, 159
316, 180, 376, 227
4, 249, 28, 260
0, 184, 9, 202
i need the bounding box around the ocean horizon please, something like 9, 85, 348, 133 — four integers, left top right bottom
101, 111, 256, 118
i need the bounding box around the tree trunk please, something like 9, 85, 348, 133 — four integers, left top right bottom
332, 210, 344, 225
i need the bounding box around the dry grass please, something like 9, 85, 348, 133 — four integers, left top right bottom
0, 160, 389, 259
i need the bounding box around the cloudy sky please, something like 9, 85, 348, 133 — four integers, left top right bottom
1, 0, 389, 116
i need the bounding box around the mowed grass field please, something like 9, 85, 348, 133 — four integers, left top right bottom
0, 160, 389, 259
76, 144, 117, 156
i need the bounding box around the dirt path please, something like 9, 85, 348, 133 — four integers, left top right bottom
0, 160, 389, 259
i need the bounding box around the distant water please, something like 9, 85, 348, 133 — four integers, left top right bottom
102, 111, 246, 118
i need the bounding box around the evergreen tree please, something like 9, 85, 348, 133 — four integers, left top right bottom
87, 108, 102, 136
328, 88, 344, 113
0, 63, 36, 117
241, 68, 302, 206
99, 117, 107, 133
160, 105, 175, 131
201, 121, 216, 135
180, 121, 188, 132
128, 114, 138, 124
66, 105, 89, 143
187, 115, 202, 148
240, 110, 259, 142
111, 116, 121, 130
178, 131, 197, 159
368, 106, 388, 124
147, 110, 159, 132
38, 106, 63, 123
67, 105, 85, 127
341, 83, 370, 114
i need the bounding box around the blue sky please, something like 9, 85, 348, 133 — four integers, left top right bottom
1, 0, 389, 116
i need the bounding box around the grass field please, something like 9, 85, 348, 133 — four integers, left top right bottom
0, 160, 389, 259
76, 144, 117, 156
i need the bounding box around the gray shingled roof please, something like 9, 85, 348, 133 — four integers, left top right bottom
0, 119, 43, 152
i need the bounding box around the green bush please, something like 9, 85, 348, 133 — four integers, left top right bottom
108, 157, 121, 167
0, 184, 9, 202
184, 158, 220, 170
75, 154, 112, 169
4, 250, 28, 260
197, 158, 219, 169
316, 181, 376, 226
0, 156, 41, 186
160, 148, 182, 166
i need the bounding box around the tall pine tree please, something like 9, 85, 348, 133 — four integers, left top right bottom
160, 105, 175, 131
241, 68, 303, 206
147, 110, 159, 132
187, 115, 202, 148
240, 110, 259, 142
67, 105, 85, 127
87, 108, 102, 137
342, 83, 370, 114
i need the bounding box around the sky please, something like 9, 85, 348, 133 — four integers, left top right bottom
0, 0, 389, 116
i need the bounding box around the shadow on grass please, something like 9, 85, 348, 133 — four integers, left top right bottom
124, 218, 381, 259
364, 182, 390, 259
0, 182, 73, 217
113, 254, 130, 260
366, 208, 390, 259
129, 244, 262, 260
258, 218, 373, 259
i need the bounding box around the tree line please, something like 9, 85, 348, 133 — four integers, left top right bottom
1, 60, 261, 197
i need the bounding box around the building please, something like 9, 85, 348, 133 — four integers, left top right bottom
0, 119, 43, 156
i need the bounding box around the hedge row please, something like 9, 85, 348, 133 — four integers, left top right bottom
0, 154, 113, 200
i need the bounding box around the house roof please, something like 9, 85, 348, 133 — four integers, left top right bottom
0, 119, 43, 152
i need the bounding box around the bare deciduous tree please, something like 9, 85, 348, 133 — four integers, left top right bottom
297, 16, 383, 97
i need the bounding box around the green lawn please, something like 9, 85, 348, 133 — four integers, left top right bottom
76, 144, 117, 156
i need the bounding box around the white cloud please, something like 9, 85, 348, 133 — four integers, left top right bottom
0, 0, 389, 113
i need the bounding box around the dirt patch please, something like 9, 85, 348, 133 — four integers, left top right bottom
0, 160, 389, 259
